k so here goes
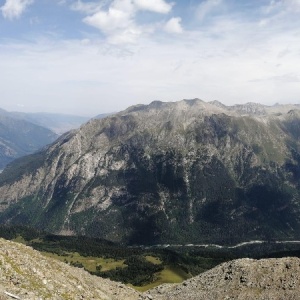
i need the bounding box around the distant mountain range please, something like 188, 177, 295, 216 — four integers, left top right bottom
9, 111, 91, 135
0, 99, 300, 245
0, 109, 58, 170
0, 108, 96, 170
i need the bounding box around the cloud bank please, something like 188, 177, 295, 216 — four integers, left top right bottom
0, 0, 300, 115
164, 17, 183, 33
80, 0, 177, 44
1, 0, 34, 20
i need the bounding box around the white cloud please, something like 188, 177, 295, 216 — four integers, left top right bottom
251, 73, 300, 83
2, 1, 300, 116
57, 0, 67, 5
196, 0, 223, 21
263, 0, 300, 14
71, 0, 109, 14
81, 0, 175, 44
107, 28, 142, 44
164, 17, 183, 34
133, 0, 173, 14
284, 0, 300, 10
82, 0, 141, 44
1, 0, 34, 20
261, 0, 281, 14
2, 9, 300, 116
83, 6, 133, 33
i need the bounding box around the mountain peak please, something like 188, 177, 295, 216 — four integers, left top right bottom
229, 102, 267, 115
0, 98, 300, 245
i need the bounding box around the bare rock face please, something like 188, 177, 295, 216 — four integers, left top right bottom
0, 238, 140, 300
149, 257, 300, 300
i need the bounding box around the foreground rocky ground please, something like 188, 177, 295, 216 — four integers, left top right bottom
149, 257, 300, 300
0, 238, 140, 300
1, 238, 300, 300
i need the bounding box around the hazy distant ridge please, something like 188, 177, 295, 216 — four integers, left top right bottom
10, 111, 91, 135
0, 109, 58, 169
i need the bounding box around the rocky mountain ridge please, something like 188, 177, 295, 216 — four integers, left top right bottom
0, 99, 300, 244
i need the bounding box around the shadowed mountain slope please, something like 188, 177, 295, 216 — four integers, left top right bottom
0, 99, 300, 245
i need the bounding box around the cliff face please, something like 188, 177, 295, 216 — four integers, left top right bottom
0, 99, 300, 244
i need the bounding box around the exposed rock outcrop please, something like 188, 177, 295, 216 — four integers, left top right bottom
0, 238, 140, 300
149, 257, 300, 300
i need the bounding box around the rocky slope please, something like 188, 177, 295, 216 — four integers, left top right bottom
0, 238, 140, 300
149, 257, 300, 300
1, 238, 300, 300
0, 110, 58, 170
0, 99, 300, 244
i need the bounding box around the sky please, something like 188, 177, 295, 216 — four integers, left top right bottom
0, 0, 300, 116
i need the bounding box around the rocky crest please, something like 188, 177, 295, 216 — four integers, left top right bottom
149, 257, 300, 300
0, 99, 300, 244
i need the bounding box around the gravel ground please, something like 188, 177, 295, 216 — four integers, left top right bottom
1, 238, 300, 300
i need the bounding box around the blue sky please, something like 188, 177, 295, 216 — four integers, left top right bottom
0, 0, 300, 116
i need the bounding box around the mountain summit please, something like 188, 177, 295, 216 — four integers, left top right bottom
0, 99, 300, 244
